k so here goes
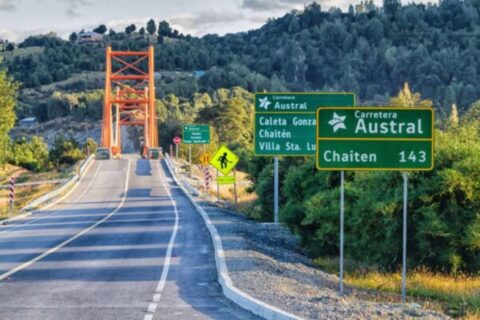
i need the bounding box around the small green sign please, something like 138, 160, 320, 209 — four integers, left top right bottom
217, 176, 236, 185
317, 140, 433, 170
254, 92, 355, 156
316, 107, 435, 171
183, 124, 210, 144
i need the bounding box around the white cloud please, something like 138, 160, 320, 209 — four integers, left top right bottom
0, 0, 16, 11
0, 28, 20, 41
170, 9, 277, 35
242, 0, 308, 11
57, 0, 92, 17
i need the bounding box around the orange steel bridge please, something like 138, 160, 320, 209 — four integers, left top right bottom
100, 46, 158, 157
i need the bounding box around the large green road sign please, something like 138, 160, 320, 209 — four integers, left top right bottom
316, 107, 434, 171
254, 93, 355, 156
183, 124, 210, 144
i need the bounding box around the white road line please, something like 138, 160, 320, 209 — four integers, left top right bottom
0, 160, 130, 281
0, 162, 103, 235
143, 161, 180, 320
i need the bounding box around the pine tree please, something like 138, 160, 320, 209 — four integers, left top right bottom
146, 19, 156, 35
390, 83, 432, 108
69, 32, 77, 42
450, 104, 459, 127
383, 0, 400, 16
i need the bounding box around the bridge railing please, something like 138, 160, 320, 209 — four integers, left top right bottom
20, 155, 95, 212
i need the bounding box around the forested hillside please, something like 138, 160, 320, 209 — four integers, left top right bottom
2, 0, 480, 120
1, 0, 479, 274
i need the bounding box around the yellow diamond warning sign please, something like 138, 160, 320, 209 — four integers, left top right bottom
200, 153, 210, 165
209, 145, 239, 176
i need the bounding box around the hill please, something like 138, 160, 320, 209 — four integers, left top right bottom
2, 0, 480, 122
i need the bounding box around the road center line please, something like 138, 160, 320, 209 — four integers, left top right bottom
0, 160, 130, 281
0, 161, 103, 235
143, 160, 180, 320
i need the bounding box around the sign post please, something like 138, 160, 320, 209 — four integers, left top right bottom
316, 106, 434, 298
339, 170, 344, 294
216, 169, 220, 201
188, 145, 192, 176
255, 92, 355, 224
402, 172, 408, 303
274, 156, 279, 224
233, 169, 238, 208
173, 137, 181, 159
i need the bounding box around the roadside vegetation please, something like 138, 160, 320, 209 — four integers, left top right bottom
0, 0, 479, 317
247, 86, 480, 318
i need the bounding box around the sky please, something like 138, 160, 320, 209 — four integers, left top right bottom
0, 0, 437, 42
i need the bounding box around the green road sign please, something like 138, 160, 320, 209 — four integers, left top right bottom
183, 124, 210, 144
316, 107, 435, 171
254, 92, 355, 156
317, 108, 433, 139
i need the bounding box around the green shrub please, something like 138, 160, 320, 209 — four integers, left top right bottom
252, 110, 480, 273
10, 136, 49, 172
50, 135, 85, 166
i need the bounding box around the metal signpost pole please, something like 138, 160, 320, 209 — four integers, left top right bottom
274, 156, 279, 224
175, 143, 178, 159
189, 145, 192, 164
217, 169, 220, 201
189, 145, 192, 177
402, 172, 408, 304
233, 169, 238, 209
340, 170, 345, 294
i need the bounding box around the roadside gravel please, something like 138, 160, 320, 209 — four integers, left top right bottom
176, 164, 450, 320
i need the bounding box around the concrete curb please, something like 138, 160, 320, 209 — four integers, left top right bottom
164, 155, 302, 320
2, 155, 95, 225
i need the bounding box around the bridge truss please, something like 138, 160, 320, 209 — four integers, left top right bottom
100, 46, 158, 157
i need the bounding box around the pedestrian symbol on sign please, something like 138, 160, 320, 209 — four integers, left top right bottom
218, 152, 231, 169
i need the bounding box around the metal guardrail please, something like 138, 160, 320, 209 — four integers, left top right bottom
0, 179, 67, 190
20, 155, 95, 212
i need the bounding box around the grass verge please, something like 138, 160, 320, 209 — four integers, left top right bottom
314, 257, 480, 319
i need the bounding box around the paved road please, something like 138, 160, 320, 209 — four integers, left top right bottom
0, 156, 261, 320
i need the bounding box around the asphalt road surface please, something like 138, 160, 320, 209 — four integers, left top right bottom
0, 156, 261, 320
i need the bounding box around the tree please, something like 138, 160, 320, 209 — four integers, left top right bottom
0, 70, 18, 167
50, 135, 84, 165
449, 104, 459, 127
383, 0, 400, 16
139, 27, 145, 35
158, 21, 172, 37
93, 24, 107, 34
69, 32, 77, 42
5, 43, 14, 51
125, 24, 136, 34
146, 19, 156, 35
390, 83, 432, 108
84, 138, 97, 155
10, 136, 49, 172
